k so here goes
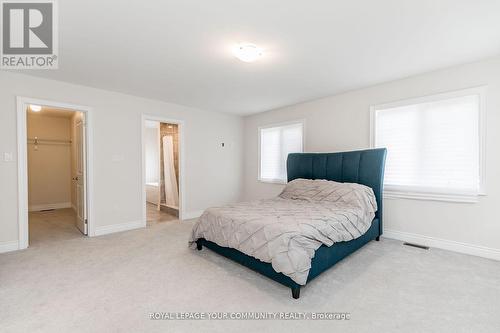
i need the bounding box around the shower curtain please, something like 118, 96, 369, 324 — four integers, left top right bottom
162, 135, 179, 207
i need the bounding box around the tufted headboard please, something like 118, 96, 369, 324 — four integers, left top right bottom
287, 148, 387, 236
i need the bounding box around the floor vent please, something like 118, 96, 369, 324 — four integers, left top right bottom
40, 209, 55, 212
403, 242, 429, 250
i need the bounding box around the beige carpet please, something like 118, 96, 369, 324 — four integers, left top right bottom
1, 218, 499, 333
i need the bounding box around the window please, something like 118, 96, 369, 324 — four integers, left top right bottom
259, 121, 303, 183
371, 88, 485, 202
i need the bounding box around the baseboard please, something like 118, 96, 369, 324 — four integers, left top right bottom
182, 210, 204, 220
0, 240, 19, 254
383, 229, 500, 261
94, 220, 145, 236
29, 202, 72, 212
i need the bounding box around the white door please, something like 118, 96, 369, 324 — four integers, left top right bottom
75, 116, 87, 235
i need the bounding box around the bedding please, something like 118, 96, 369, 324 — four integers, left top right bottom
189, 178, 377, 285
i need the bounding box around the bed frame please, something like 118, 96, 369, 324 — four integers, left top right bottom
196, 148, 387, 299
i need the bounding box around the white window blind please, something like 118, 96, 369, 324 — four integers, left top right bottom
259, 122, 303, 183
372, 92, 483, 201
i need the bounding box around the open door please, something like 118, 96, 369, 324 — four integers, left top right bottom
75, 115, 88, 235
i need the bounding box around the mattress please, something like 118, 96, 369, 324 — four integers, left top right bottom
190, 179, 377, 285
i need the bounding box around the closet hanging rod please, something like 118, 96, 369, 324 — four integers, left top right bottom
27, 137, 72, 145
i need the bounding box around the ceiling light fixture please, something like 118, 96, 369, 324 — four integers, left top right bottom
30, 104, 42, 112
233, 43, 263, 63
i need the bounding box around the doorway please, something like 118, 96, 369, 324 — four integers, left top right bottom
17, 97, 94, 249
142, 115, 184, 225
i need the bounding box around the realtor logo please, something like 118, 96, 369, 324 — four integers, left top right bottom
1, 0, 58, 69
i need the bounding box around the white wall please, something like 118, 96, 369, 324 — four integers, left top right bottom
243, 56, 500, 256
0, 71, 243, 245
3, 57, 499, 258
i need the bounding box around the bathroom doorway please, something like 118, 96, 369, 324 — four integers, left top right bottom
142, 116, 184, 225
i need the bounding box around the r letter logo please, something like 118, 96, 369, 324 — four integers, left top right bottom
1, 0, 58, 69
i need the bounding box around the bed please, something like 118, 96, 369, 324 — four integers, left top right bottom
191, 148, 387, 299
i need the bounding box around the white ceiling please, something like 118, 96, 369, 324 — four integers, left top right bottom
21, 0, 500, 115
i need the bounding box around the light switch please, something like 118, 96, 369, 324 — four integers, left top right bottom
3, 152, 13, 162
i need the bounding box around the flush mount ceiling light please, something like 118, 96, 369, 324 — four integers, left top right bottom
30, 104, 42, 112
233, 43, 263, 63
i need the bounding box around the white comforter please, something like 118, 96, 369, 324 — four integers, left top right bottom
190, 179, 377, 285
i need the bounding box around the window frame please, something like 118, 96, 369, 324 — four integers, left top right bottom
258, 119, 305, 184
370, 87, 486, 203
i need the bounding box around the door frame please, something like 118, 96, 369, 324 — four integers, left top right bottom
16, 96, 95, 249
141, 114, 185, 223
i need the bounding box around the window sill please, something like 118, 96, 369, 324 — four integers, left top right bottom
383, 189, 482, 203
258, 178, 287, 185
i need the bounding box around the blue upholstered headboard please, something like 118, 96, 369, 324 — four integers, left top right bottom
287, 148, 387, 235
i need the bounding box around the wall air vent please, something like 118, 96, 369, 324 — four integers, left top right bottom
403, 242, 429, 250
